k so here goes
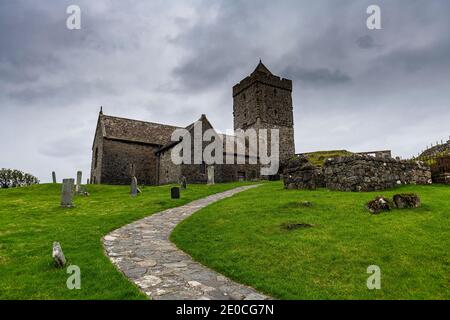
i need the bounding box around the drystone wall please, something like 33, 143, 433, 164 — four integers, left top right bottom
284, 155, 431, 192
284, 156, 324, 190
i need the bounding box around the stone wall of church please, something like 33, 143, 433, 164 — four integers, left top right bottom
90, 123, 104, 184
101, 139, 158, 185
158, 149, 181, 185
215, 162, 260, 182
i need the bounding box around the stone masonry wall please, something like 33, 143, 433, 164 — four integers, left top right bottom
158, 149, 181, 185
90, 122, 104, 184
101, 139, 159, 185
233, 70, 295, 167
324, 155, 431, 191
284, 155, 431, 192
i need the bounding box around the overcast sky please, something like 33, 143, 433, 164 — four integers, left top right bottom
1, 0, 449, 182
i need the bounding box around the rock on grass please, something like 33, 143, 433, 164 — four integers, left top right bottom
393, 193, 421, 209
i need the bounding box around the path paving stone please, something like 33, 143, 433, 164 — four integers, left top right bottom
103, 185, 270, 300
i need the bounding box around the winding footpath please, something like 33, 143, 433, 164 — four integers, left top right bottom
103, 185, 270, 300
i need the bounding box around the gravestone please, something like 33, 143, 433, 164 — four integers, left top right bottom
130, 164, 136, 177
131, 176, 138, 197
171, 187, 180, 199
87, 178, 90, 185
52, 242, 66, 267
52, 171, 56, 184
207, 165, 215, 185
180, 176, 187, 190
61, 179, 75, 208
76, 171, 82, 192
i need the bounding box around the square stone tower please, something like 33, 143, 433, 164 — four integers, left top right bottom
232, 60, 295, 167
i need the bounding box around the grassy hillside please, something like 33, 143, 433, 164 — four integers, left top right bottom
0, 182, 251, 299
171, 182, 450, 299
302, 150, 353, 167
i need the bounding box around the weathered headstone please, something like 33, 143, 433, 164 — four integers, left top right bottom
87, 178, 90, 185
52, 242, 66, 267
52, 171, 57, 184
171, 187, 180, 199
61, 179, 75, 208
207, 165, 215, 185
131, 176, 138, 197
180, 176, 187, 190
76, 171, 82, 192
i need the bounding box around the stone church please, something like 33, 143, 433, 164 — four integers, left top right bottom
90, 61, 295, 185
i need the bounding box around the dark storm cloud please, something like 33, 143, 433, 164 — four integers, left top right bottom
1, 0, 449, 182
282, 66, 351, 86
356, 35, 377, 49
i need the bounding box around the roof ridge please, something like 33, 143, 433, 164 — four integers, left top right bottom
101, 114, 182, 129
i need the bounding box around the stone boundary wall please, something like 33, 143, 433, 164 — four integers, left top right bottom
284, 155, 432, 192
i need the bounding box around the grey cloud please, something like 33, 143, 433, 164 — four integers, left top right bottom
356, 35, 377, 49
1, 0, 450, 183
283, 66, 351, 86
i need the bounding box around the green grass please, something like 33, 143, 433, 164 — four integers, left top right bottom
303, 150, 353, 167
0, 182, 252, 299
171, 181, 450, 299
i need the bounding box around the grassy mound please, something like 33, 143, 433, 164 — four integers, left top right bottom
0, 182, 251, 299
302, 150, 353, 167
171, 181, 450, 299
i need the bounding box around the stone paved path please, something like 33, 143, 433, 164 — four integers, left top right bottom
103, 185, 270, 300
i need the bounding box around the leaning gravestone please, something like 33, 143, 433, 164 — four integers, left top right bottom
61, 179, 75, 208
52, 171, 57, 184
180, 176, 187, 190
52, 242, 66, 267
171, 187, 180, 199
131, 176, 138, 197
75, 171, 82, 193
207, 166, 215, 185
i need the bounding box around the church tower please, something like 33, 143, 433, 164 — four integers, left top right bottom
232, 60, 295, 166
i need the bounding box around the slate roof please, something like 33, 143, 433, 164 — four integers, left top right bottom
251, 60, 273, 76
100, 114, 181, 146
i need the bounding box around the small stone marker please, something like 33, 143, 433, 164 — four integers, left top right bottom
207, 165, 215, 185
76, 171, 82, 192
61, 178, 75, 208
52, 171, 57, 183
171, 187, 180, 199
52, 242, 66, 267
131, 176, 138, 197
87, 178, 90, 185
180, 176, 187, 190
130, 164, 136, 177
